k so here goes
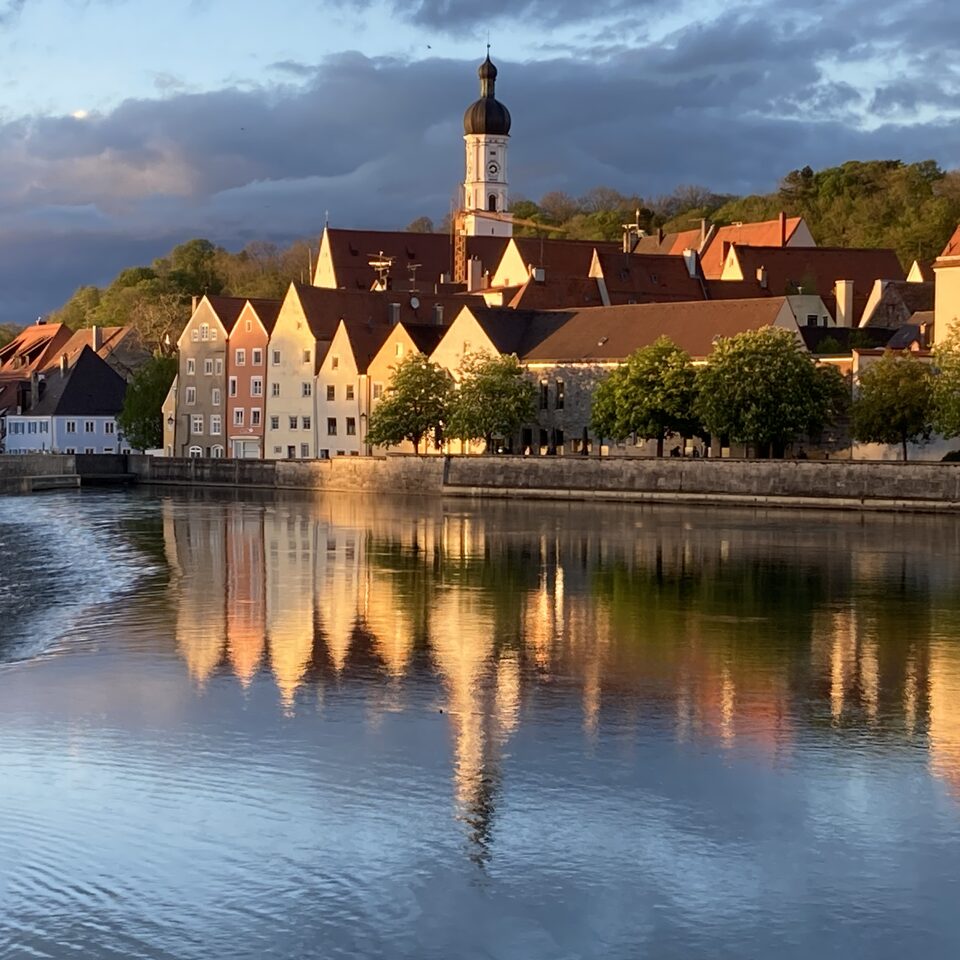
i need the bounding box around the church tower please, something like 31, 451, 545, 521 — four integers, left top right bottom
462, 54, 512, 238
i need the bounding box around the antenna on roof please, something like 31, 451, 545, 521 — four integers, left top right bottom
324, 209, 329, 227
307, 245, 314, 284
369, 251, 396, 291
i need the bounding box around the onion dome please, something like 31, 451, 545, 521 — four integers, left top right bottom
463, 55, 511, 137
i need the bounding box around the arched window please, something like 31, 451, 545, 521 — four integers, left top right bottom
211, 445, 224, 459
188, 445, 202, 458
488, 194, 497, 212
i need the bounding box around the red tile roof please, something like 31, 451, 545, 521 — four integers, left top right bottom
0, 322, 73, 376
592, 251, 705, 304
507, 275, 604, 310
940, 226, 960, 259
699, 216, 804, 278
726, 245, 904, 296
508, 237, 621, 278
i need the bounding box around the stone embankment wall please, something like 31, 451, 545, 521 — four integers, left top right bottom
129, 454, 960, 512
0, 454, 77, 494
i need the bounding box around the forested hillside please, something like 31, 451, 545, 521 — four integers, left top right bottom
44, 159, 960, 354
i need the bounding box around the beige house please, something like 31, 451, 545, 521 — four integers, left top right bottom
934, 225, 960, 346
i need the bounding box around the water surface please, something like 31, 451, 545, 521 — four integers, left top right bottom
2, 489, 960, 959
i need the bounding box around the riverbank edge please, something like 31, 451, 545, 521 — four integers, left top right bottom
125, 455, 960, 514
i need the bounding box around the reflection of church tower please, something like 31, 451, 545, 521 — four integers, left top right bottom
462, 53, 512, 238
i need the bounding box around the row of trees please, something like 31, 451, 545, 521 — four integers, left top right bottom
365, 353, 535, 454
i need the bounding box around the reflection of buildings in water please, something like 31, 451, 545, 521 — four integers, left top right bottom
265, 512, 319, 708
929, 639, 960, 797
168, 506, 227, 687
226, 507, 266, 688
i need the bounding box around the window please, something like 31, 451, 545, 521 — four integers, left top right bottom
539, 380, 549, 410
272, 350, 281, 366
84, 420, 95, 433
84, 447, 95, 455
327, 418, 337, 436
326, 385, 335, 401
395, 342, 403, 358
212, 387, 221, 406
186, 386, 197, 405
210, 327, 217, 341
345, 385, 354, 401
331, 355, 339, 370
302, 416, 311, 430
273, 446, 282, 454
252, 348, 263, 365
346, 417, 356, 436
303, 349, 311, 364
235, 348, 246, 366
102, 447, 114, 454
191, 329, 199, 342
186, 358, 196, 375
555, 379, 565, 410
300, 443, 310, 458
234, 409, 245, 426
289, 416, 298, 430
228, 377, 237, 397
215, 358, 223, 376
271, 382, 280, 397
200, 323, 209, 341
66, 421, 76, 434
27, 422, 36, 434
373, 383, 383, 400
65, 447, 76, 455
302, 382, 312, 397
210, 415, 222, 435
270, 416, 279, 430
105, 422, 115, 435
211, 445, 224, 458
188, 445, 202, 458
192, 415, 204, 434
251, 377, 263, 397
204, 358, 213, 376
41, 422, 49, 434
251, 408, 261, 426
807, 314, 819, 327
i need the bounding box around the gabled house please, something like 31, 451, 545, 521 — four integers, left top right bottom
858, 280, 934, 329
4, 346, 127, 454
225, 298, 282, 459
488, 238, 620, 290
934, 225, 960, 346
588, 249, 705, 305
698, 214, 815, 279
174, 295, 246, 458
366, 322, 445, 455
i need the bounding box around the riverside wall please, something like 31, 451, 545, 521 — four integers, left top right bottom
0, 454, 77, 494
128, 454, 960, 513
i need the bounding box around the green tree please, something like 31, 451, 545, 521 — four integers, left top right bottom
934, 325, 960, 438
365, 354, 453, 455
591, 337, 698, 456
696, 327, 840, 457
117, 355, 177, 451
590, 368, 624, 448
850, 352, 934, 460
447, 353, 536, 452
0, 323, 19, 347
405, 216, 435, 233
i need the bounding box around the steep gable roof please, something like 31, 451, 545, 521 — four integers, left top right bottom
0, 322, 72, 375
728, 245, 905, 295
940, 225, 960, 259
29, 346, 126, 417
523, 298, 795, 363
507, 237, 620, 278
205, 296, 249, 330
461, 307, 571, 359
230, 298, 283, 336
317, 228, 509, 292
506, 275, 603, 310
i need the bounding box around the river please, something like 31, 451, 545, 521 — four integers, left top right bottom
1, 488, 960, 959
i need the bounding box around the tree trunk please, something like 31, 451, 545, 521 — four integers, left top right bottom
656, 434, 664, 457
414, 436, 420, 456
902, 436, 908, 462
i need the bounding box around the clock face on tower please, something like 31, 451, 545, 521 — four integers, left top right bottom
487, 161, 500, 178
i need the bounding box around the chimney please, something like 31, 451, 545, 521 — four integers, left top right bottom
433, 304, 444, 326
533, 267, 546, 283
191, 295, 198, 314
756, 266, 768, 289
700, 218, 708, 248
30, 373, 40, 408
835, 279, 855, 327
779, 210, 787, 247
60, 353, 68, 377
389, 302, 401, 326
658, 227, 664, 245
466, 256, 484, 293
91, 325, 102, 352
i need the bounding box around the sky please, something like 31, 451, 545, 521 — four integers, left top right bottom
0, 0, 959, 323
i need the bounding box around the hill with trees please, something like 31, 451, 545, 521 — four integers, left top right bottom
41, 159, 960, 354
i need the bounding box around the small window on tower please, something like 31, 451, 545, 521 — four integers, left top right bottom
488, 194, 497, 212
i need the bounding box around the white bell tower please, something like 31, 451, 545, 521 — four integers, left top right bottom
462, 53, 512, 238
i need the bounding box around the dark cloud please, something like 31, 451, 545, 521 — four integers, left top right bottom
0, 1, 958, 323
0, 0, 26, 26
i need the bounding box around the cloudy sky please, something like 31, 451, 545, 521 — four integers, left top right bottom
0, 0, 958, 323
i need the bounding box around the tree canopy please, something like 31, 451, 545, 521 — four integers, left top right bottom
116, 355, 178, 452
591, 336, 699, 455
365, 354, 453, 455
851, 351, 935, 460
447, 353, 537, 452
933, 325, 960, 439
695, 327, 844, 456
